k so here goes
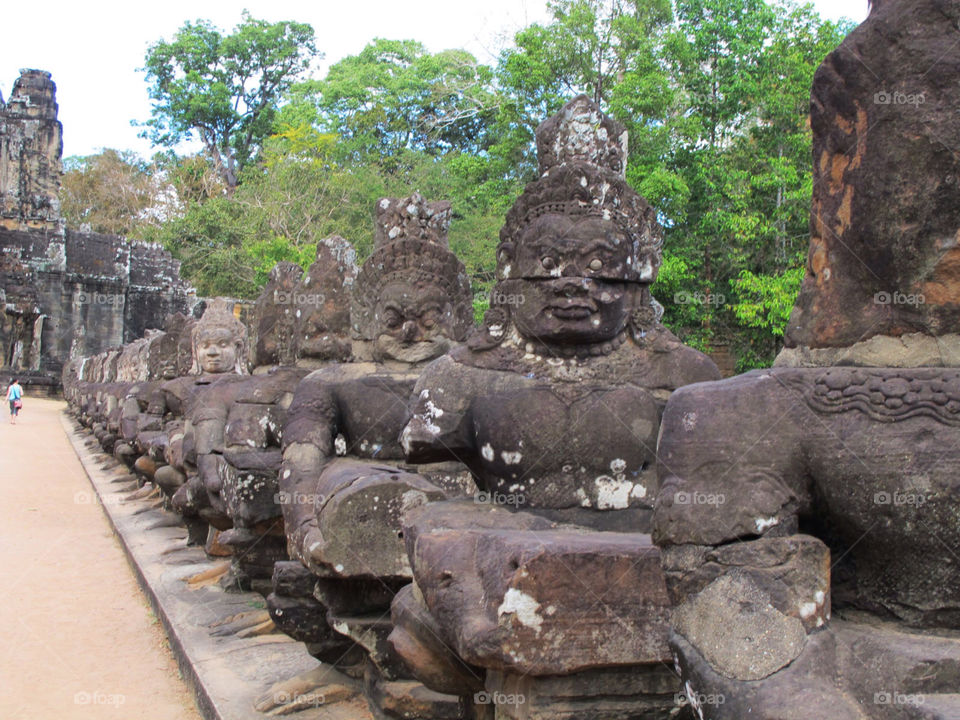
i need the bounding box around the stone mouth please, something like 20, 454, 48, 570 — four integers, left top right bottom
549, 305, 594, 320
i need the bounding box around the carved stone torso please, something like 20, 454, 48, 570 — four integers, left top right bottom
470, 381, 658, 510
404, 331, 720, 528
293, 362, 421, 462
335, 374, 417, 460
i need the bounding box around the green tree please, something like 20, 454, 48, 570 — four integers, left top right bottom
154, 151, 227, 205
137, 195, 261, 296
140, 12, 318, 191
290, 39, 498, 164
268, 40, 512, 303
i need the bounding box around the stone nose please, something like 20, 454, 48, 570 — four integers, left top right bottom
400, 320, 419, 342
558, 278, 587, 297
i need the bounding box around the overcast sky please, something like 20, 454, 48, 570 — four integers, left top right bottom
0, 0, 869, 159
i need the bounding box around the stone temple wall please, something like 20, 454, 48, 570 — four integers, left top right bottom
0, 69, 195, 390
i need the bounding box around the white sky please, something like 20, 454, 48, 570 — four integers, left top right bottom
0, 0, 869, 159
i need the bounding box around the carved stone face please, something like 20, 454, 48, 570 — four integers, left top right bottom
373, 282, 454, 363
511, 278, 630, 344
300, 313, 344, 360
507, 214, 633, 344
195, 327, 241, 374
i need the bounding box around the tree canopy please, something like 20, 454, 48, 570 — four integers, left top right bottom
140, 12, 318, 190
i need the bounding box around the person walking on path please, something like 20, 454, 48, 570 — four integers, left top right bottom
6, 378, 22, 424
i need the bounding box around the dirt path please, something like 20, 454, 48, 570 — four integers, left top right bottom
0, 397, 203, 720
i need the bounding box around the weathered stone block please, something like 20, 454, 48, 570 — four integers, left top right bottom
406, 501, 672, 674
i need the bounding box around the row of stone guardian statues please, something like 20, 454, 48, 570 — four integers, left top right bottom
64, 4, 960, 716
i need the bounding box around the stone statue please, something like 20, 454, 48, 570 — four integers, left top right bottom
652, 3, 960, 717
391, 96, 720, 719
145, 299, 253, 545
350, 194, 473, 363
209, 239, 359, 587
267, 193, 474, 715
401, 95, 719, 526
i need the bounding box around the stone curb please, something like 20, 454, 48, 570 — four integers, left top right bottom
60, 412, 368, 720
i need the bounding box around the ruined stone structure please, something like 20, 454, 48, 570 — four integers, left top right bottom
0, 69, 193, 389
0, 69, 61, 229
652, 2, 960, 717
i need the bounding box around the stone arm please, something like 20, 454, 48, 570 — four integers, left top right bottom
119, 382, 159, 443
119, 393, 142, 443
654, 371, 812, 550
134, 376, 192, 447
279, 372, 339, 560
400, 355, 479, 465
651, 371, 845, 717
190, 393, 231, 458
653, 370, 833, 629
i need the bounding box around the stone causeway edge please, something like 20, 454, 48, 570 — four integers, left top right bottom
60, 412, 369, 720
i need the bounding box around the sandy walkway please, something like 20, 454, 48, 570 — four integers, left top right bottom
0, 397, 202, 720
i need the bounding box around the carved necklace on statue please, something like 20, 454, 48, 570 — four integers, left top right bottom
526, 328, 629, 360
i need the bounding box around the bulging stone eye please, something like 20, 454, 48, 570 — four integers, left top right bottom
420, 308, 440, 328
541, 256, 557, 270
588, 258, 603, 271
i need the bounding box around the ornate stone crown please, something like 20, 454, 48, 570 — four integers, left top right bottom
496, 96, 663, 285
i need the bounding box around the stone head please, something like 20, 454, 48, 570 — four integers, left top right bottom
489, 96, 662, 347
148, 312, 195, 379
351, 194, 473, 363
251, 261, 304, 368
190, 299, 249, 375
295, 235, 358, 363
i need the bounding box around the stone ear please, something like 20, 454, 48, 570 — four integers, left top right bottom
497, 243, 515, 264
